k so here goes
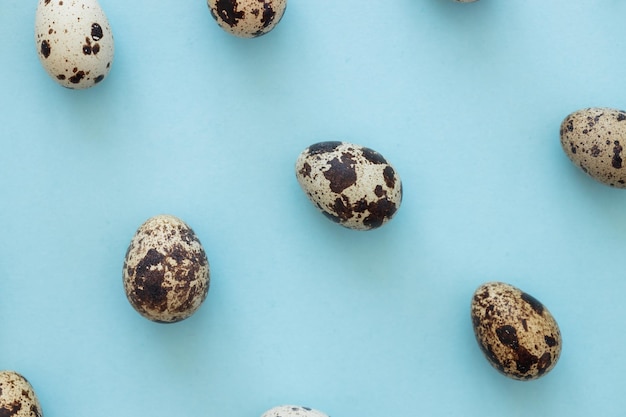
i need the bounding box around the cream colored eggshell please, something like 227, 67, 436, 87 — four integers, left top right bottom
123, 215, 210, 323
35, 0, 114, 89
261, 405, 329, 417
471, 282, 562, 380
207, 0, 287, 38
0, 371, 44, 417
560, 107, 626, 188
295, 141, 403, 231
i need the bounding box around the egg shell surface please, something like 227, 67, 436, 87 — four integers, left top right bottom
560, 107, 626, 188
261, 405, 329, 417
0, 371, 43, 417
123, 215, 210, 323
207, 0, 287, 38
35, 0, 114, 89
471, 282, 562, 380
295, 141, 403, 231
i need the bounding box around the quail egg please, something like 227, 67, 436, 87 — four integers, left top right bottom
0, 371, 43, 417
295, 141, 402, 230
207, 0, 287, 38
471, 282, 562, 380
560, 107, 626, 187
123, 215, 210, 323
35, 0, 114, 88
261, 405, 329, 417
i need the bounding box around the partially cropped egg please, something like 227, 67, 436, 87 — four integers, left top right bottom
471, 282, 562, 380
560, 107, 626, 187
123, 215, 210, 323
207, 0, 287, 38
261, 405, 329, 417
295, 141, 403, 230
0, 371, 44, 417
35, 0, 114, 89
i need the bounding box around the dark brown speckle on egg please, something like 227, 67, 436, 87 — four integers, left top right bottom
40, 40, 51, 58
308, 141, 342, 156
361, 147, 387, 164
215, 0, 244, 27
323, 153, 357, 194
68, 70, 85, 84
91, 22, 103, 40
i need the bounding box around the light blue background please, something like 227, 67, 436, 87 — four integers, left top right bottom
2, 0, 626, 416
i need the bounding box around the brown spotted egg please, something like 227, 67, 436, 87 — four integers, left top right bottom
261, 405, 329, 417
295, 141, 402, 231
35, 0, 114, 89
471, 282, 562, 380
123, 215, 210, 323
0, 371, 43, 417
560, 107, 626, 188
207, 0, 287, 38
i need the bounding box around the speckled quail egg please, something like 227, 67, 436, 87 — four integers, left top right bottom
560, 107, 626, 188
35, 0, 114, 89
261, 405, 329, 417
0, 371, 43, 417
123, 215, 210, 323
207, 0, 287, 38
295, 141, 403, 231
471, 282, 562, 380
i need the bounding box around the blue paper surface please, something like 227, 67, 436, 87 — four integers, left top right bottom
2, 0, 626, 416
